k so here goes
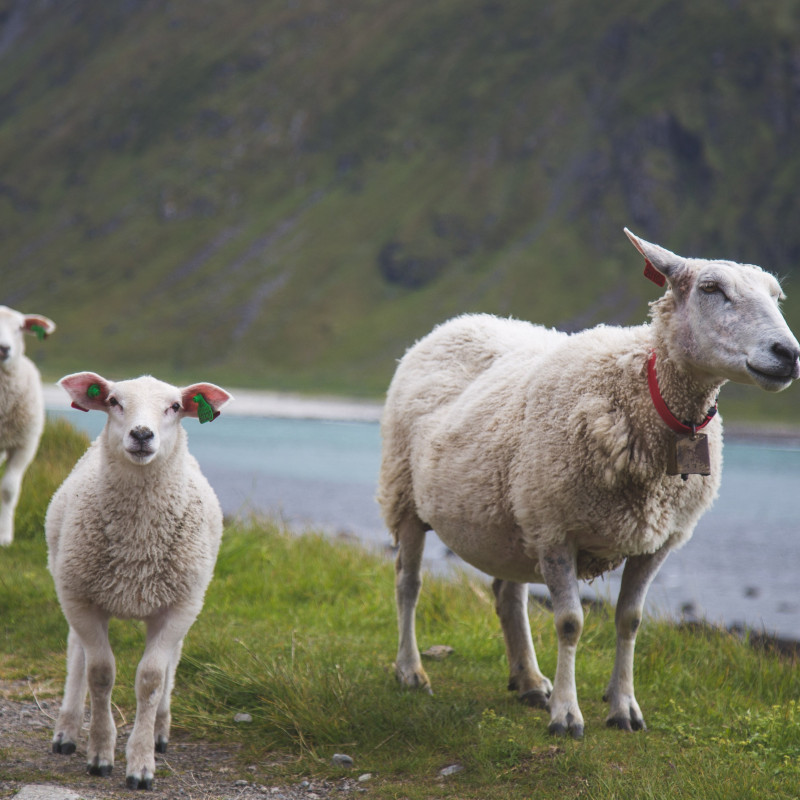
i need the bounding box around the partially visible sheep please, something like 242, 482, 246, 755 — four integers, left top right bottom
46, 372, 232, 790
378, 229, 800, 739
0, 305, 56, 546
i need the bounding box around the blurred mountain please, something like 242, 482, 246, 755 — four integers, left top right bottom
2, 0, 800, 420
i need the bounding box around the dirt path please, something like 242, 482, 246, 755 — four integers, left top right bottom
1, 684, 364, 800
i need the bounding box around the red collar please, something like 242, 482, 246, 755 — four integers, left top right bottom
647, 350, 717, 435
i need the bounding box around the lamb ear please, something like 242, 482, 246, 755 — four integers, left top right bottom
23, 314, 56, 340
58, 372, 113, 413
181, 383, 233, 423
624, 228, 686, 287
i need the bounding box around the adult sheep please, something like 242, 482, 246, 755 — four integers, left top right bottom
378, 229, 800, 739
0, 305, 56, 546
46, 372, 232, 789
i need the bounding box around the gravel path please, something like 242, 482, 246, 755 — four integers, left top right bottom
0, 683, 366, 800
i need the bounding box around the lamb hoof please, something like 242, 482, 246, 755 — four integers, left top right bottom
519, 689, 550, 709
87, 761, 113, 777
52, 738, 76, 755
126, 774, 154, 790
155, 737, 168, 754
548, 714, 584, 740
606, 714, 646, 732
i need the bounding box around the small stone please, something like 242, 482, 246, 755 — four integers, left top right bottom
235, 779, 249, 786
439, 764, 464, 777
331, 753, 354, 768
422, 645, 454, 661
357, 773, 372, 782
234, 712, 253, 723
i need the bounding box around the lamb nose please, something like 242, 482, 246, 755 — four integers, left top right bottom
0, 345, 10, 360
130, 426, 154, 442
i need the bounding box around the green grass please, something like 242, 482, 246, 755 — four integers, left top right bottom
2, 421, 800, 798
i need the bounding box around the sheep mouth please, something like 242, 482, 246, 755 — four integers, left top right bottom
125, 446, 156, 463
746, 361, 797, 391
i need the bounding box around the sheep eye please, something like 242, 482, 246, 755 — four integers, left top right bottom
699, 281, 719, 294
171, 402, 181, 412
108, 397, 119, 407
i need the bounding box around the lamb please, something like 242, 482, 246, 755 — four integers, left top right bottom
46, 372, 233, 789
378, 228, 800, 739
0, 305, 56, 546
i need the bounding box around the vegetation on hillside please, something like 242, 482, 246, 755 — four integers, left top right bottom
1, 1, 800, 420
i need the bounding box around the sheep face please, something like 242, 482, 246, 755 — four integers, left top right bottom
626, 229, 800, 392
58, 372, 233, 467
0, 306, 55, 371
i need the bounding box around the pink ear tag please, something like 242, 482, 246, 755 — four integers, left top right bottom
643, 259, 666, 287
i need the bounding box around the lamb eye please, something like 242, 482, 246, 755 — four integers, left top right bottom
171, 402, 181, 412
108, 397, 119, 407
699, 281, 719, 294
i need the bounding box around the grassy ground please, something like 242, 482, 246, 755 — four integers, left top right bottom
1, 421, 799, 798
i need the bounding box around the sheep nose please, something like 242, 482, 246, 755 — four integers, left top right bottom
771, 341, 800, 375
130, 426, 154, 443
0, 345, 10, 360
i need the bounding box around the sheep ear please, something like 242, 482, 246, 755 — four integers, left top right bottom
624, 228, 685, 288
181, 383, 233, 423
23, 315, 56, 340
59, 372, 112, 413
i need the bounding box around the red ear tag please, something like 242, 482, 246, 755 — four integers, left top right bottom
643, 259, 666, 287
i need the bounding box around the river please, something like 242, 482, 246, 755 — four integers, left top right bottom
46, 394, 800, 643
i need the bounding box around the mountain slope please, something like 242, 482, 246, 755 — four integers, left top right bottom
2, 0, 800, 420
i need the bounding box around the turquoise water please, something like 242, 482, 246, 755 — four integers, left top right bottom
49, 409, 800, 641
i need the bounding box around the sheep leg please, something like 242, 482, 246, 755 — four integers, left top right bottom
539, 543, 584, 739
154, 638, 184, 754
0, 446, 33, 545
125, 608, 196, 790
52, 627, 88, 756
59, 610, 117, 776
492, 579, 552, 707
604, 547, 671, 731
393, 516, 431, 693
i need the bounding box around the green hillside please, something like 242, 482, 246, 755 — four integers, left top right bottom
2, 0, 800, 420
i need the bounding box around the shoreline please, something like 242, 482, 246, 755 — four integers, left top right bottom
42, 384, 384, 423
44, 384, 800, 440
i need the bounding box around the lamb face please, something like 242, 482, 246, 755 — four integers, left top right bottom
627, 229, 800, 392
0, 305, 55, 371
59, 372, 232, 467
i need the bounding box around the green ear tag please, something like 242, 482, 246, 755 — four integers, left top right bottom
30, 324, 46, 341
87, 384, 101, 399
193, 393, 215, 424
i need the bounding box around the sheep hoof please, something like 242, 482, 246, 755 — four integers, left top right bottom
548, 713, 583, 739
52, 738, 76, 755
155, 737, 168, 754
519, 689, 550, 709
548, 720, 584, 740
87, 761, 113, 777
126, 774, 154, 790
607, 714, 646, 732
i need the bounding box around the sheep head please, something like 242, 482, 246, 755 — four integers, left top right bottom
625, 228, 800, 392
0, 306, 55, 370
59, 372, 233, 466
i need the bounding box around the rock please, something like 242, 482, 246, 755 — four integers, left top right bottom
439, 764, 464, 777
357, 773, 372, 782
331, 753, 354, 768
422, 644, 454, 660
14, 787, 85, 800
234, 712, 253, 723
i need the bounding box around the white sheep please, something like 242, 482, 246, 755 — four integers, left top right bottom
0, 305, 56, 546
46, 372, 233, 789
378, 229, 800, 738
